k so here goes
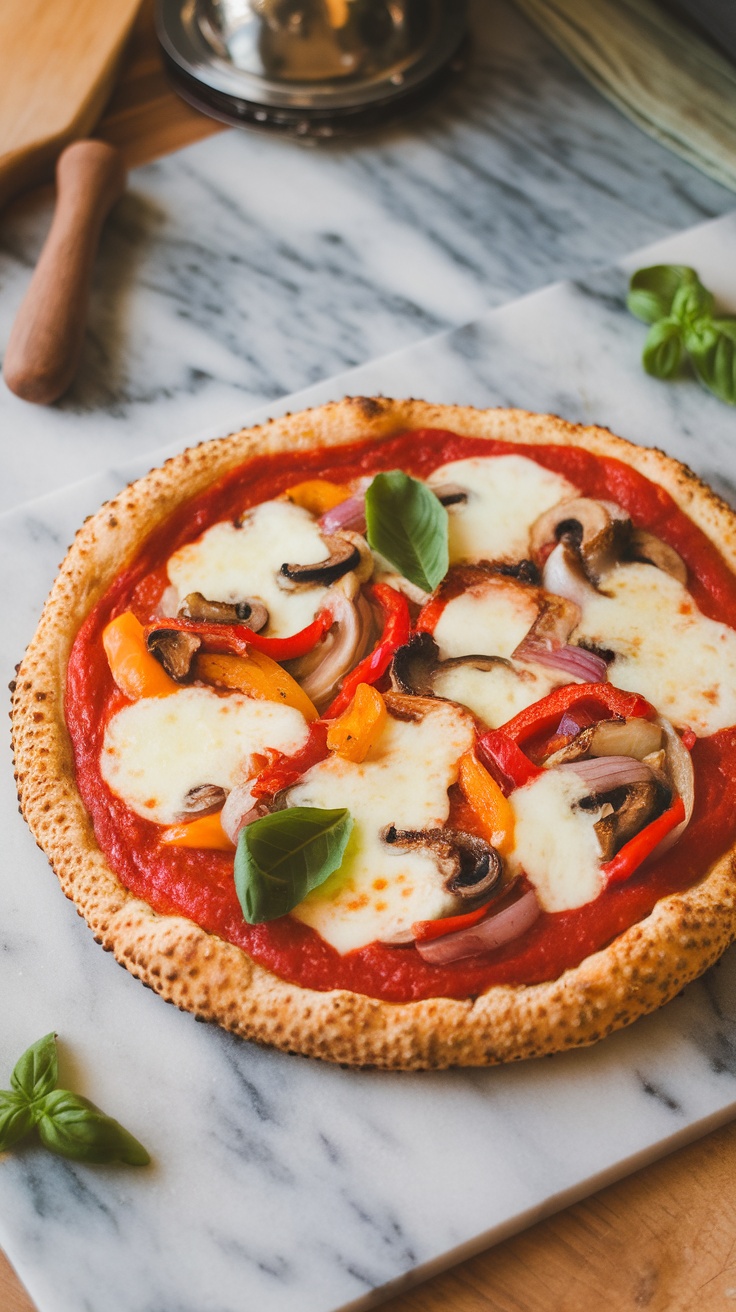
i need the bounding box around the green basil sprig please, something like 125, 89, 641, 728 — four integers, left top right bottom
365, 470, 449, 593
0, 1033, 149, 1165
235, 806, 353, 923
627, 265, 736, 405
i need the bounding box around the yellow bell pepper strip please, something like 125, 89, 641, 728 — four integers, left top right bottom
103, 612, 179, 700
326, 683, 387, 762
160, 811, 235, 851
194, 650, 319, 722
284, 479, 352, 516
458, 750, 515, 855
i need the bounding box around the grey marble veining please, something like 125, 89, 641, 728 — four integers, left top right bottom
0, 0, 734, 513
1, 211, 736, 1312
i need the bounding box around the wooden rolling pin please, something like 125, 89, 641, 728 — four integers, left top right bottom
3, 140, 126, 405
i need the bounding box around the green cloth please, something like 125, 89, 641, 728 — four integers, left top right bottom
512, 0, 736, 192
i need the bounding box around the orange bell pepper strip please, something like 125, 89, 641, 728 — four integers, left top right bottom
284, 479, 352, 516
194, 650, 318, 722
326, 683, 387, 763
160, 811, 235, 851
103, 612, 179, 700
458, 750, 515, 855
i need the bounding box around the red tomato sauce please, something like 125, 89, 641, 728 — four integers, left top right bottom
66, 429, 736, 1003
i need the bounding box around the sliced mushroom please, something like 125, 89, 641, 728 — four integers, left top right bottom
531, 497, 631, 584
382, 825, 502, 905
289, 586, 375, 711
589, 781, 666, 862
178, 592, 269, 631
625, 528, 687, 584
175, 783, 228, 821
147, 628, 201, 681
512, 592, 581, 664
493, 558, 541, 586
390, 633, 510, 699
281, 534, 360, 586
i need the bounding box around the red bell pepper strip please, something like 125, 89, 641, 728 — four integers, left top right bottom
250, 721, 329, 800
500, 683, 657, 750
412, 899, 495, 943
603, 796, 686, 885
324, 582, 411, 719
477, 730, 542, 793
681, 727, 697, 751
144, 608, 333, 662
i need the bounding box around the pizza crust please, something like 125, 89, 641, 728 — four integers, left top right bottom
11, 398, 736, 1069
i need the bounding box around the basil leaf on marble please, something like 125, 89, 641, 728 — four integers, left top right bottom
671, 278, 714, 328
37, 1090, 150, 1166
689, 318, 736, 407
0, 1034, 150, 1165
626, 264, 699, 324
235, 806, 353, 924
10, 1031, 58, 1103
0, 1091, 36, 1152
365, 470, 449, 593
641, 318, 685, 380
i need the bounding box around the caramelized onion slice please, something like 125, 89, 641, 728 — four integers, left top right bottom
415, 888, 540, 964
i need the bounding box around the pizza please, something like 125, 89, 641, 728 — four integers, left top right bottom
11, 398, 736, 1069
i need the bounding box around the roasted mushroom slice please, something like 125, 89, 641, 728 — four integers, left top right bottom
382, 825, 502, 906
432, 483, 469, 507
585, 781, 668, 862
546, 717, 664, 765
175, 783, 228, 821
531, 497, 631, 583
281, 535, 360, 586
390, 633, 511, 699
147, 628, 201, 681
178, 592, 269, 631
625, 528, 688, 584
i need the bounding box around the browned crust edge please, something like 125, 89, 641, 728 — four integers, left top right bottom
11, 397, 736, 1069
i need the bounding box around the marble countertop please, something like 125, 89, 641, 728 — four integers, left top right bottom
0, 0, 733, 515
2, 4, 736, 1311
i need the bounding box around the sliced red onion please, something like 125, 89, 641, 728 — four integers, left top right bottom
319, 494, 366, 536
557, 706, 597, 738
416, 888, 540, 964
558, 755, 656, 790
518, 641, 608, 683
654, 717, 695, 855
221, 783, 264, 844
543, 541, 598, 608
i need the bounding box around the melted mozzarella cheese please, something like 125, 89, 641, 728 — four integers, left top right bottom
289, 704, 475, 953
428, 455, 577, 565
432, 660, 558, 729
101, 686, 309, 825
431, 580, 562, 724
167, 500, 330, 638
509, 768, 604, 912
575, 561, 736, 735
434, 580, 541, 660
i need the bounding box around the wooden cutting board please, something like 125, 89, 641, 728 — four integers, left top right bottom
0, 0, 141, 209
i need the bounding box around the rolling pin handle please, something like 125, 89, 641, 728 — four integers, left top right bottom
2, 140, 126, 405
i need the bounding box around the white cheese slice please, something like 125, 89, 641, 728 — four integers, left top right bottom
167, 500, 331, 638
289, 703, 475, 953
509, 768, 604, 912
101, 686, 309, 826
432, 660, 559, 729
428, 455, 577, 565
431, 578, 562, 725
575, 561, 736, 735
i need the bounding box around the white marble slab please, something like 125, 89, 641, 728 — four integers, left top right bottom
1, 208, 736, 1312
0, 0, 734, 515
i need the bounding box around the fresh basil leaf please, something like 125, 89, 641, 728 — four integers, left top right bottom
37, 1090, 150, 1165
0, 1092, 35, 1152
688, 318, 736, 406
365, 471, 448, 593
235, 807, 353, 924
642, 318, 684, 380
627, 265, 699, 324
10, 1032, 58, 1103
671, 279, 714, 328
